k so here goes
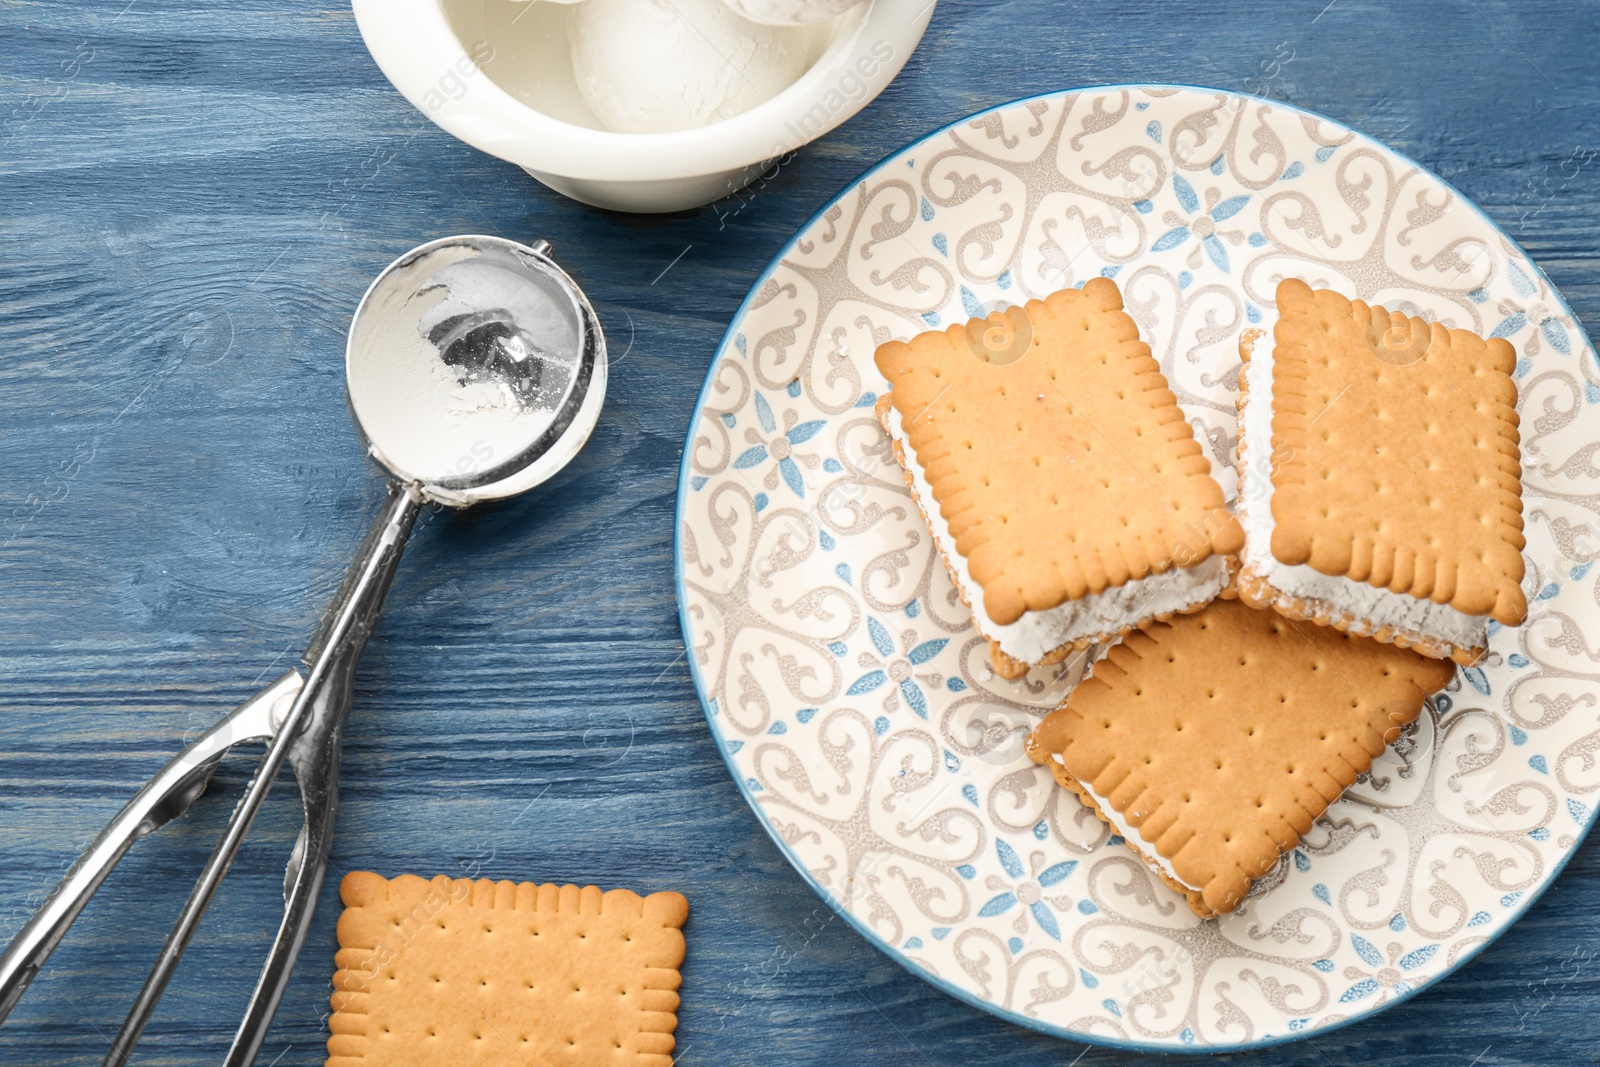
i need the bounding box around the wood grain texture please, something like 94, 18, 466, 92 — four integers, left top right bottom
2, 1, 1598, 1064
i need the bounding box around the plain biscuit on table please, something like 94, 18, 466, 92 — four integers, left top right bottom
327, 871, 688, 1067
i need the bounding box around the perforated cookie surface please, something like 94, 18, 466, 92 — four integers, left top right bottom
873, 277, 1241, 627
1027, 599, 1455, 916
1268, 278, 1526, 625
328, 872, 688, 1067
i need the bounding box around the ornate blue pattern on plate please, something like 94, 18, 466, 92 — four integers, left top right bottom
674, 86, 1600, 1051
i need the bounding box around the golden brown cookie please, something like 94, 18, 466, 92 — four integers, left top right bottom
1236, 279, 1524, 662
1027, 599, 1455, 917
874, 278, 1241, 675
327, 872, 688, 1067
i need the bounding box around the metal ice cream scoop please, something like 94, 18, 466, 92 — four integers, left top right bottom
0, 235, 606, 1066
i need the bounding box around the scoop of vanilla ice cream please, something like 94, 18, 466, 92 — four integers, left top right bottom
718, 0, 861, 24
569, 0, 809, 134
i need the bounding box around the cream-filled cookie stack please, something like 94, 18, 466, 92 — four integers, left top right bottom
877, 276, 1526, 918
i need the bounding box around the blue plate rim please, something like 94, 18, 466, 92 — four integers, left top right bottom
671, 81, 1600, 1055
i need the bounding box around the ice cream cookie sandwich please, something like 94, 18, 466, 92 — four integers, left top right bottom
875, 278, 1243, 679
1027, 598, 1455, 917
1235, 279, 1526, 665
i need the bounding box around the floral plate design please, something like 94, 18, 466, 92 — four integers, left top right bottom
674, 85, 1600, 1052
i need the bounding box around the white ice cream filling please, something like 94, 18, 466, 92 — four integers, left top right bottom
884, 406, 1229, 666
1054, 754, 1199, 891
1237, 329, 1488, 653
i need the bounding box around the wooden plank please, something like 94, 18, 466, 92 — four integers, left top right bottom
2, 0, 1598, 1063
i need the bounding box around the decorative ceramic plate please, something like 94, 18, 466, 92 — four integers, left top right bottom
674, 85, 1600, 1052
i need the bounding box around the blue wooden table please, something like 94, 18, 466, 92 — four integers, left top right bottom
4, 2, 1599, 1064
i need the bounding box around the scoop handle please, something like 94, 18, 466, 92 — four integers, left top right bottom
102, 483, 422, 1067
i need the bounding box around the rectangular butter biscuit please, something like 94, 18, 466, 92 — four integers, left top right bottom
1027, 598, 1455, 917
875, 277, 1242, 679
328, 872, 688, 1067
1235, 279, 1526, 664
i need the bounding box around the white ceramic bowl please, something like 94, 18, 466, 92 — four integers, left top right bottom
352, 0, 936, 213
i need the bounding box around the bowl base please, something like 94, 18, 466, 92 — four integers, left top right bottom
521, 162, 771, 214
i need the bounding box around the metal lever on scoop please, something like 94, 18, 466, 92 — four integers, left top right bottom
102, 483, 422, 1067
0, 671, 305, 1024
